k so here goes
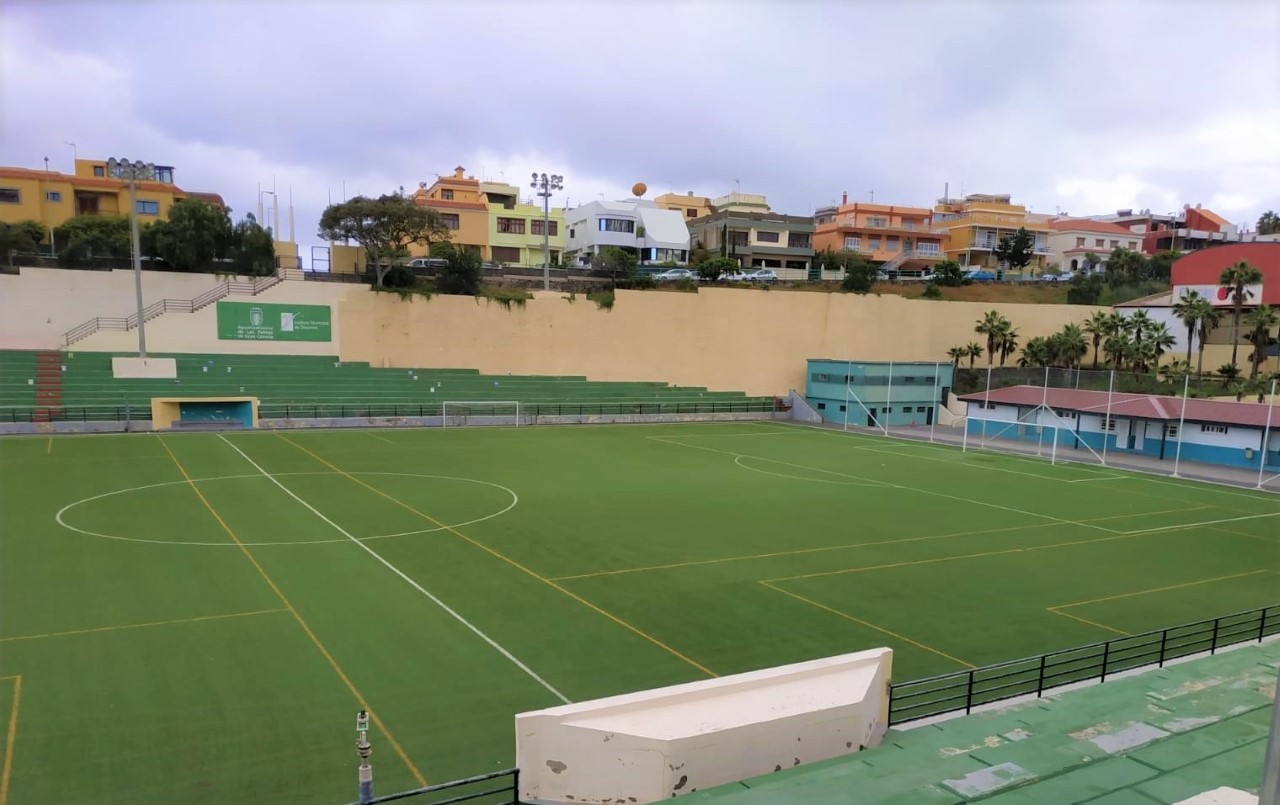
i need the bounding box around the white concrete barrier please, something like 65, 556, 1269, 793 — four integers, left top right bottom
111, 357, 177, 379
516, 648, 892, 804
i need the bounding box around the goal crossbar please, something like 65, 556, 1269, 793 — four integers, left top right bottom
441, 400, 521, 428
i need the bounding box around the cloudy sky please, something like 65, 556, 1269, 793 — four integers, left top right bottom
3, 0, 1278, 267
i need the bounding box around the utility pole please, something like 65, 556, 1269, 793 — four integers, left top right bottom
531, 172, 564, 291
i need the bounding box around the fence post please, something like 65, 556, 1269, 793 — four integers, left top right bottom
1260, 608, 1269, 643
1037, 654, 1047, 697
1211, 618, 1221, 654
1100, 641, 1111, 683
511, 767, 521, 804
1159, 628, 1169, 667
965, 670, 975, 714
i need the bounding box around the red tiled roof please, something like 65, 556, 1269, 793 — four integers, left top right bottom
1048, 218, 1137, 236
186, 191, 226, 207
958, 385, 1279, 428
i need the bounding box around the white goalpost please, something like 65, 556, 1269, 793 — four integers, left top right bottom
441, 400, 522, 428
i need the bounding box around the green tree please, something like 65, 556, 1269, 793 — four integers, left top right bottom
974, 310, 1012, 366
1082, 310, 1114, 368
1066, 272, 1104, 305
1102, 330, 1132, 369
229, 213, 276, 276
934, 260, 966, 287
964, 342, 983, 368
54, 215, 132, 261
1243, 304, 1279, 379
1082, 252, 1102, 273
993, 227, 1035, 278
435, 242, 482, 295
997, 326, 1019, 366
1217, 363, 1241, 388
689, 240, 711, 267
1172, 290, 1212, 364
146, 198, 234, 271
1147, 250, 1180, 281
947, 345, 967, 368
1105, 247, 1148, 285
1256, 210, 1280, 236
1145, 320, 1176, 369
1018, 336, 1051, 368
1052, 323, 1089, 368
0, 220, 46, 266
839, 252, 879, 294
921, 280, 943, 299
1219, 260, 1264, 368
318, 193, 452, 286
697, 256, 738, 282
593, 246, 637, 289
1195, 304, 1222, 388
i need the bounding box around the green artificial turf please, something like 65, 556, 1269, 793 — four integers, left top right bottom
0, 422, 1277, 804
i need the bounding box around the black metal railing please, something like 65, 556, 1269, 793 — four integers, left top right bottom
0, 399, 786, 424
888, 604, 1280, 725
343, 768, 518, 805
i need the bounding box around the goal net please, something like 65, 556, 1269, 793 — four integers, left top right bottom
441, 400, 521, 428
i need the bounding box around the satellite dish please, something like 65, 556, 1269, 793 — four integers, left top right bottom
418, 181, 427, 189
631, 182, 647, 197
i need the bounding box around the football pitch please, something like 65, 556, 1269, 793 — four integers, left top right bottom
1, 421, 1277, 804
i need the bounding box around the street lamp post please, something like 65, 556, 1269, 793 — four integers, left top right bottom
531, 172, 564, 291
43, 157, 56, 258
108, 157, 155, 358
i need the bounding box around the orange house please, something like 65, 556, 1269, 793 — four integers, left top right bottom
410, 166, 490, 259
811, 194, 945, 273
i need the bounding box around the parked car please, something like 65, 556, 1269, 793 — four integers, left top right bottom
898, 271, 936, 283
721, 270, 750, 282
965, 269, 997, 282
653, 268, 696, 282
1042, 271, 1074, 283
406, 258, 446, 269
744, 269, 778, 283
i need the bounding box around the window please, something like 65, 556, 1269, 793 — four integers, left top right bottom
441, 214, 460, 230
530, 219, 558, 236
788, 233, 810, 248
812, 373, 832, 382
1200, 423, 1228, 434
1053, 408, 1076, 419
568, 228, 575, 239
93, 166, 105, 177
1164, 424, 1179, 438
883, 407, 893, 413
686, 209, 697, 218
1075, 237, 1085, 247
902, 376, 917, 384
1101, 415, 1117, 431
1109, 240, 1119, 248
887, 237, 900, 252
0, 188, 19, 204
917, 243, 941, 256
45, 190, 62, 202
868, 236, 882, 251
154, 167, 174, 184
441, 189, 454, 200
756, 230, 780, 243
598, 218, 635, 233
491, 246, 521, 263
839, 405, 847, 412
497, 217, 526, 234
785, 260, 807, 270
728, 231, 749, 247
916, 406, 928, 413
136, 200, 159, 215
817, 402, 827, 410
1095, 238, 1105, 247
867, 216, 888, 228
981, 402, 997, 410
844, 236, 861, 250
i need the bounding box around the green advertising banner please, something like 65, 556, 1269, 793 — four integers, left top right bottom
216, 301, 332, 342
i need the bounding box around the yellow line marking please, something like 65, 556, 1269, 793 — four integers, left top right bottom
276, 433, 717, 678
760, 581, 975, 669
1048, 608, 1132, 636
0, 609, 288, 643
45, 437, 51, 455
157, 437, 428, 787
763, 524, 1222, 584
1051, 569, 1272, 611
0, 675, 21, 805
550, 506, 1212, 582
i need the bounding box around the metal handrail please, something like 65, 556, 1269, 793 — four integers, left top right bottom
888, 604, 1280, 724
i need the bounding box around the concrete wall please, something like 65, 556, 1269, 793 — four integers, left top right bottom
340, 288, 1104, 396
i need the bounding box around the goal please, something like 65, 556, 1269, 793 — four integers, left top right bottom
441, 400, 521, 428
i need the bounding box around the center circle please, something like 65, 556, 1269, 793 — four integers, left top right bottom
55, 472, 518, 547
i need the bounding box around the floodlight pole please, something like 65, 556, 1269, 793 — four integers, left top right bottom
1257, 378, 1278, 490
356, 710, 374, 804
1101, 369, 1115, 466
1172, 373, 1191, 478
110, 157, 153, 358
531, 172, 564, 291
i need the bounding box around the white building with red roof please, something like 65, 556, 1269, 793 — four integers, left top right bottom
1046, 218, 1144, 273
958, 384, 1279, 472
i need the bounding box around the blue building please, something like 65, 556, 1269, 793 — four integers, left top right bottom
959, 385, 1280, 471
805, 360, 954, 428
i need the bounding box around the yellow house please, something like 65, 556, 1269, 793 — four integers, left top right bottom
933, 193, 1051, 276
410, 166, 491, 259
655, 191, 713, 222
0, 158, 225, 240
482, 182, 565, 267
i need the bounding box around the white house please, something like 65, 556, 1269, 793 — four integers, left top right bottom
1047, 218, 1143, 273
562, 199, 692, 267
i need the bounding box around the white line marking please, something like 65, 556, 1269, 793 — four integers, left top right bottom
55, 472, 518, 546
215, 434, 571, 704
1119, 511, 1280, 536
654, 438, 1120, 534
733, 455, 886, 487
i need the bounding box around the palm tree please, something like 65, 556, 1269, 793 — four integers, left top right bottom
947, 345, 966, 368
1217, 363, 1241, 388
1082, 310, 1113, 369
997, 327, 1020, 366
1125, 309, 1153, 344
1018, 336, 1051, 368
1102, 331, 1132, 369
1195, 305, 1222, 389
964, 342, 984, 368
1145, 320, 1176, 369
1129, 338, 1158, 374
974, 311, 1011, 367
1243, 304, 1279, 379
1219, 260, 1264, 367
1172, 290, 1211, 364
1054, 323, 1089, 369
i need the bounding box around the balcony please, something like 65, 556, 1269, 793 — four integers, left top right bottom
832, 217, 945, 235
